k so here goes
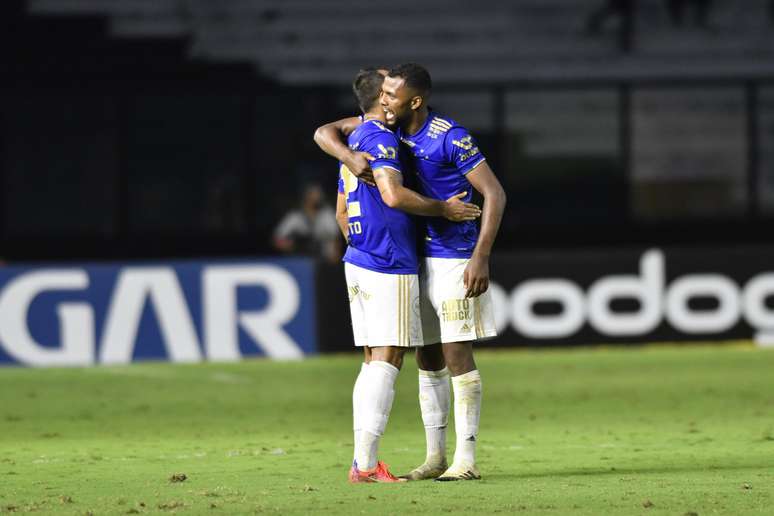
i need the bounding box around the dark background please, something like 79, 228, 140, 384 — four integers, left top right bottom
1, 0, 773, 262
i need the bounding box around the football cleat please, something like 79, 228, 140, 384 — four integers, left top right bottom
349, 461, 407, 483
435, 463, 481, 481
399, 459, 448, 481
347, 461, 359, 483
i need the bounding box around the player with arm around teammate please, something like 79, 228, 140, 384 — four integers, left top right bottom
330, 69, 482, 483
316, 63, 507, 482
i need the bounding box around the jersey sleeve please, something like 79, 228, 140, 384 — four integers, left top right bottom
361, 131, 402, 174
444, 126, 486, 175
337, 166, 345, 194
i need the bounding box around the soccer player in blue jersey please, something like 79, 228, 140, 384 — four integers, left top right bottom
333, 69, 482, 483
315, 63, 507, 482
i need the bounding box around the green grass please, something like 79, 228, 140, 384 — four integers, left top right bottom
1, 344, 773, 515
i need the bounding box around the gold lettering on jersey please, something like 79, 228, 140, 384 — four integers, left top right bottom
451, 135, 480, 162
440, 299, 471, 322
348, 285, 371, 302
451, 135, 474, 150
377, 144, 397, 159
458, 147, 480, 162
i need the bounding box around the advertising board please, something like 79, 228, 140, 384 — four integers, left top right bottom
0, 259, 316, 366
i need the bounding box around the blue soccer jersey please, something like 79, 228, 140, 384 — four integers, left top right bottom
396, 111, 486, 259
338, 119, 418, 274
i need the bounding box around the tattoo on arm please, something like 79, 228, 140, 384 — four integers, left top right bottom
373, 167, 403, 196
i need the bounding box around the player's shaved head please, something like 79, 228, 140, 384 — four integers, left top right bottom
352, 68, 386, 113
387, 63, 432, 97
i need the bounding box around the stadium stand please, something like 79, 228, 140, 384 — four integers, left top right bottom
4, 0, 772, 260
28, 0, 774, 83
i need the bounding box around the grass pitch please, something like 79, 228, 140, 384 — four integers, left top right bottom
1, 344, 773, 515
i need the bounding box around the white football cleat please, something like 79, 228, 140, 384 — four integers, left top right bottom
434, 462, 481, 481
399, 459, 448, 481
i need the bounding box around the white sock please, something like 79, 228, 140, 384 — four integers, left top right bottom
357, 360, 399, 471
418, 367, 450, 465
451, 369, 482, 467
352, 362, 369, 462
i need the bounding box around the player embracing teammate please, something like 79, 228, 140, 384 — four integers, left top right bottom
325, 68, 482, 483
315, 63, 506, 482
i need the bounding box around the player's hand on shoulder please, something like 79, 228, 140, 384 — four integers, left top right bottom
443, 191, 482, 222
344, 151, 376, 186
463, 254, 489, 298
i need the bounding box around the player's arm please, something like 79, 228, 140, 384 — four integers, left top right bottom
313, 117, 375, 185
464, 161, 507, 298
373, 167, 481, 221
335, 191, 349, 240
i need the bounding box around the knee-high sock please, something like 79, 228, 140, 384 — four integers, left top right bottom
352, 362, 369, 461
357, 360, 399, 471
418, 367, 450, 465
451, 369, 482, 466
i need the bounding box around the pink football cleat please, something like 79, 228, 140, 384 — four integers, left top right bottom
349, 460, 406, 483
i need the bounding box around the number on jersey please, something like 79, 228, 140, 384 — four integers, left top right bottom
348, 221, 362, 235
340, 164, 364, 229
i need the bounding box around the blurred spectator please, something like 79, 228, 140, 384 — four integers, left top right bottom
666, 0, 713, 28
272, 183, 341, 263
585, 0, 635, 52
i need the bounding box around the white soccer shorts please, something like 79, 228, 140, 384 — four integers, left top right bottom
344, 262, 423, 348
419, 257, 498, 345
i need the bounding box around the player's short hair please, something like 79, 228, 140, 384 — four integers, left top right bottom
361, 66, 389, 75
387, 63, 432, 97
352, 68, 386, 113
